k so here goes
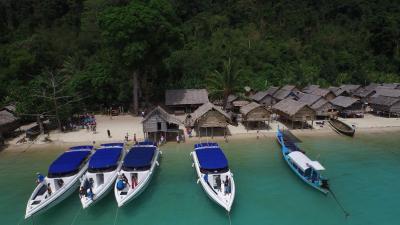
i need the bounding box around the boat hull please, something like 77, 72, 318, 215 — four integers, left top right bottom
329, 119, 355, 136
276, 130, 329, 194
80, 149, 126, 209
114, 149, 160, 207
25, 164, 88, 219
191, 152, 235, 212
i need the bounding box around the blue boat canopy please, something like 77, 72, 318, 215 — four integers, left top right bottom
195, 147, 228, 170
88, 147, 122, 171
136, 141, 157, 147
48, 150, 91, 177
100, 143, 124, 147
69, 145, 94, 151
194, 142, 219, 149
123, 147, 155, 170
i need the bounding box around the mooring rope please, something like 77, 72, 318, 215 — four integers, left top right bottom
328, 187, 350, 218
113, 206, 119, 225
69, 207, 82, 225
227, 211, 232, 225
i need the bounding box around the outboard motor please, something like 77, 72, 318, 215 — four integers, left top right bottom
321, 179, 329, 189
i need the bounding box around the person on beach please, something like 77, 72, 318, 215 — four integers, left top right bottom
107, 129, 111, 138
160, 135, 165, 145
36, 172, 44, 184
133, 133, 137, 144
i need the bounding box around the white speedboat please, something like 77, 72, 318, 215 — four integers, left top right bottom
114, 142, 160, 207
79, 143, 125, 208
25, 145, 94, 219
191, 142, 235, 212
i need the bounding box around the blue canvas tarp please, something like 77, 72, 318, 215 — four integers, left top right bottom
69, 145, 94, 151
194, 142, 219, 149
48, 150, 91, 177
123, 147, 156, 170
195, 147, 228, 170
89, 147, 122, 171
136, 141, 157, 147
100, 143, 124, 147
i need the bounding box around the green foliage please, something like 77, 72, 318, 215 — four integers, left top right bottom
1, 0, 400, 117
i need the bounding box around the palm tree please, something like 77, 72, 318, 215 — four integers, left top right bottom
207, 57, 242, 109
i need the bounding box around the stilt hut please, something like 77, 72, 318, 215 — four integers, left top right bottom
330, 96, 363, 117
142, 106, 182, 142
251, 86, 279, 106
272, 99, 316, 129
369, 96, 400, 117
240, 102, 271, 129
191, 103, 232, 137
165, 89, 209, 114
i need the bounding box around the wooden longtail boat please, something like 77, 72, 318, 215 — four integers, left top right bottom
329, 118, 355, 137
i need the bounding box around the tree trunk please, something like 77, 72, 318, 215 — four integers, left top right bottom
222, 90, 229, 110
37, 115, 44, 135
132, 70, 139, 115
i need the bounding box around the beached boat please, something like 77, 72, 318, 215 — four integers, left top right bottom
114, 141, 160, 207
329, 118, 355, 136
25, 145, 94, 219
276, 129, 329, 194
79, 143, 125, 209
191, 142, 235, 212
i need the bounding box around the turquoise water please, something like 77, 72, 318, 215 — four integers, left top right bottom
1, 131, 400, 225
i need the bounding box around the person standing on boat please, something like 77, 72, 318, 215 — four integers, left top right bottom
216, 176, 222, 191
47, 183, 52, 195
36, 172, 45, 184
224, 176, 231, 195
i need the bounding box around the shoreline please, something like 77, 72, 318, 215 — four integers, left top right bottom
2, 126, 399, 152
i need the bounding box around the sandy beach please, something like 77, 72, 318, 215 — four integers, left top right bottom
3, 113, 400, 152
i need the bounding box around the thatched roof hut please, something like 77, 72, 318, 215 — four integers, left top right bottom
273, 89, 295, 101
281, 85, 298, 91
240, 102, 271, 122
272, 99, 316, 127
332, 84, 361, 97
143, 106, 181, 131
310, 99, 337, 118
297, 93, 323, 106
302, 85, 320, 93
309, 88, 336, 101
165, 89, 209, 113
0, 109, 19, 135
191, 103, 231, 128
251, 86, 279, 106
330, 96, 363, 116
372, 87, 400, 98
369, 96, 400, 116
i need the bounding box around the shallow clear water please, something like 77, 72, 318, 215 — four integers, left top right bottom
1, 131, 400, 225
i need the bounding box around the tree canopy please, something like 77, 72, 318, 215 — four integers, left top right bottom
1, 0, 400, 122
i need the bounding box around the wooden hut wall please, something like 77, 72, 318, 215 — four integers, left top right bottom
315, 103, 337, 116
197, 110, 228, 127
143, 114, 168, 133
245, 107, 271, 121
291, 107, 316, 121
390, 101, 400, 113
